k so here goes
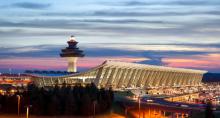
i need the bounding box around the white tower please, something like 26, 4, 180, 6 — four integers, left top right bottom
60, 36, 84, 73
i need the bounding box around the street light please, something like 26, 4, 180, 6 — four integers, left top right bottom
17, 95, 21, 116
138, 95, 141, 118
93, 100, 97, 118
125, 106, 132, 118
26, 106, 29, 118
26, 105, 32, 118
125, 108, 128, 118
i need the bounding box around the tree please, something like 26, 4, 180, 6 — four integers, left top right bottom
205, 100, 215, 118
64, 91, 77, 115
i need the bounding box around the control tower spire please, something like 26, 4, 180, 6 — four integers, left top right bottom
60, 35, 84, 73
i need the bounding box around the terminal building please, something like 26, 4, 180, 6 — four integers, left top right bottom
32, 60, 207, 89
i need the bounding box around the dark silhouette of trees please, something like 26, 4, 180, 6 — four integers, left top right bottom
205, 100, 215, 118
0, 83, 114, 116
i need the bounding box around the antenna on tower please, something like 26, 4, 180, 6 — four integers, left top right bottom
69, 35, 76, 41
9, 68, 12, 74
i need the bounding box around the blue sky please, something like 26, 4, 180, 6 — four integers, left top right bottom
1, 0, 220, 45
0, 0, 220, 73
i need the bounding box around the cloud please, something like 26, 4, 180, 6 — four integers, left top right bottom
41, 9, 220, 18
1, 43, 220, 58
1, 11, 216, 41
82, 19, 164, 24
0, 19, 165, 29
169, 0, 220, 6
0, 56, 149, 72
90, 44, 220, 53
162, 53, 220, 72
103, 0, 220, 7
11, 2, 51, 9
0, 45, 62, 58
1, 7, 220, 44
0, 44, 220, 72
93, 10, 220, 17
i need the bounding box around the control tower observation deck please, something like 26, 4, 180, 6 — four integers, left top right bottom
60, 36, 84, 73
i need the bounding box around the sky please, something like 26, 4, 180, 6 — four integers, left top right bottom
0, 0, 220, 73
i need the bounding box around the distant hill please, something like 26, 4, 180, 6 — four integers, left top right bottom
202, 73, 220, 82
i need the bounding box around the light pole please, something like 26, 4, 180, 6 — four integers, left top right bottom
125, 108, 128, 118
26, 105, 32, 118
26, 106, 29, 118
93, 101, 97, 118
125, 106, 131, 118
138, 95, 141, 118
17, 95, 21, 116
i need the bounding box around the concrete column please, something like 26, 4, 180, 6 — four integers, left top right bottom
133, 69, 143, 87
131, 69, 139, 87
160, 72, 170, 87
173, 72, 180, 87
166, 72, 175, 87
112, 68, 122, 88
190, 74, 196, 85
156, 71, 164, 87
136, 70, 146, 87
111, 68, 120, 83
181, 73, 188, 86
117, 68, 129, 88
193, 74, 199, 85
151, 70, 161, 87
189, 74, 193, 85
173, 73, 180, 87
187, 74, 192, 86
176, 73, 183, 87
138, 70, 149, 87
94, 67, 104, 86
147, 70, 156, 87
140, 70, 150, 87
127, 69, 138, 87
163, 71, 172, 87
100, 67, 112, 86
179, 73, 186, 87
147, 71, 157, 87
106, 68, 117, 87
156, 71, 166, 87
124, 69, 133, 87
187, 73, 193, 86
170, 72, 179, 87
124, 69, 132, 87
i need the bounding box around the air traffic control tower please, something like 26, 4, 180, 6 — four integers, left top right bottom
60, 36, 84, 73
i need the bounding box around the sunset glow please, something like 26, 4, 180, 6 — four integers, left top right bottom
0, 56, 149, 71
163, 53, 220, 71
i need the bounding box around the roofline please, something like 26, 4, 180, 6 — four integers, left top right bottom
30, 60, 207, 78
104, 60, 207, 74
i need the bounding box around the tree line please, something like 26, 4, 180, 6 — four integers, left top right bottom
0, 83, 114, 116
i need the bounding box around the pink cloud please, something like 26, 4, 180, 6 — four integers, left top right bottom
0, 56, 149, 71
162, 53, 220, 70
